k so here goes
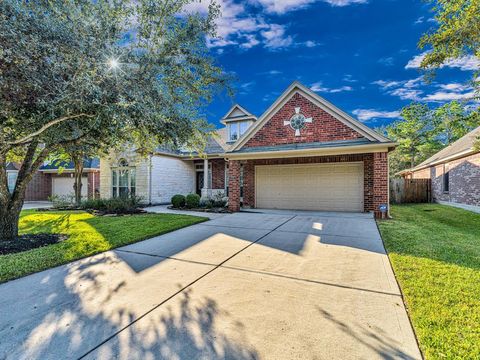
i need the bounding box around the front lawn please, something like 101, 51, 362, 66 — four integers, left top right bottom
377, 204, 480, 359
0, 210, 207, 283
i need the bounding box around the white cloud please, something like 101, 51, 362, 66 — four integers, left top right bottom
389, 88, 423, 101
378, 57, 394, 66
414, 16, 424, 24
372, 80, 402, 88
352, 109, 400, 122
250, 0, 367, 14
305, 40, 320, 48
406, 51, 480, 71
423, 91, 476, 102
311, 82, 353, 93
261, 24, 294, 49
343, 74, 357, 83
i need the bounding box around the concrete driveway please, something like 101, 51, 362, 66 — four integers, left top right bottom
0, 211, 421, 360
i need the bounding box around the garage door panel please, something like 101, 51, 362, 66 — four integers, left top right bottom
52, 177, 88, 197
256, 163, 363, 212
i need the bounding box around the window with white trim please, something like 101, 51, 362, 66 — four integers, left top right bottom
228, 121, 251, 141
111, 159, 136, 198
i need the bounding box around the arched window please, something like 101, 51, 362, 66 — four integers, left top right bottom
111, 158, 136, 198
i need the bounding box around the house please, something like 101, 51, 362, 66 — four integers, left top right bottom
100, 81, 396, 217
7, 158, 100, 201
398, 126, 480, 212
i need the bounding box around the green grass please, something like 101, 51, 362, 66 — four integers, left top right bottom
377, 204, 480, 359
0, 210, 207, 283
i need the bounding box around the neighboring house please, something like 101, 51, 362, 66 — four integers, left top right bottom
7, 158, 100, 201
100, 81, 396, 217
398, 126, 480, 211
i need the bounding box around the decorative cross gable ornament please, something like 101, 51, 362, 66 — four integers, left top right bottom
283, 107, 312, 136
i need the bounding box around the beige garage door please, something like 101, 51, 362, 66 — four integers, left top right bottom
52, 177, 88, 197
255, 162, 364, 212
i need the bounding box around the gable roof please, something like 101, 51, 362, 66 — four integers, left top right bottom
399, 126, 480, 174
229, 81, 391, 152
220, 104, 257, 125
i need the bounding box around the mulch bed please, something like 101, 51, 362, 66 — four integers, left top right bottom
167, 206, 230, 213
0, 233, 69, 255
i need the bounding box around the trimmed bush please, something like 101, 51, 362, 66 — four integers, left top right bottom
171, 194, 186, 208
80, 196, 143, 214
185, 193, 200, 209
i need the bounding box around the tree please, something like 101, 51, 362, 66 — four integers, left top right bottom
419, 0, 480, 86
433, 101, 480, 145
386, 103, 441, 174
0, 0, 228, 240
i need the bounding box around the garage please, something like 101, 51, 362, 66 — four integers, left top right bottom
52, 176, 88, 197
255, 162, 364, 212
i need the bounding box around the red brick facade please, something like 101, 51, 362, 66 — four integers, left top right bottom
211, 159, 226, 189
228, 160, 241, 212
244, 93, 363, 148
408, 153, 480, 207
233, 153, 388, 215
23, 171, 100, 201
24, 172, 52, 201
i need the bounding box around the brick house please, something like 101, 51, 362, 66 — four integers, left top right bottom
7, 159, 100, 201
398, 126, 480, 212
100, 82, 395, 217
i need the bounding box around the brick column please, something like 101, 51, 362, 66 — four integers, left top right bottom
228, 160, 241, 212
373, 152, 388, 218
243, 161, 255, 208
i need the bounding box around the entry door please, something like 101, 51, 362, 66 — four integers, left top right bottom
255, 162, 364, 212
196, 172, 204, 196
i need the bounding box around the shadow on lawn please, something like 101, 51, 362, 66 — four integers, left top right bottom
0, 252, 258, 360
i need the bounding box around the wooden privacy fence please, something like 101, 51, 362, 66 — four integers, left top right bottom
390, 178, 432, 204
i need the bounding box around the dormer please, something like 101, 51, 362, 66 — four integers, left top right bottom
220, 104, 257, 143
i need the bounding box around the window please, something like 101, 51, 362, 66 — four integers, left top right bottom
7, 171, 18, 193
111, 159, 136, 198
228, 121, 251, 141
443, 164, 449, 193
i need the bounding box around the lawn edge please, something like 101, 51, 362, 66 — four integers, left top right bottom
375, 218, 425, 360
0, 214, 209, 285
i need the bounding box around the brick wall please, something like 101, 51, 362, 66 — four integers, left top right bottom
25, 172, 52, 201
431, 153, 480, 206
211, 159, 226, 189
244, 93, 363, 148
235, 152, 387, 215
88, 172, 100, 199
410, 168, 431, 179
228, 160, 241, 212
373, 152, 389, 217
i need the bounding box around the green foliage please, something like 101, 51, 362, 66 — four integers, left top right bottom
0, 210, 207, 282
378, 204, 480, 359
171, 194, 186, 208
419, 0, 480, 84
0, 0, 230, 238
387, 102, 480, 175
386, 103, 441, 174
185, 193, 200, 209
80, 196, 143, 214
433, 101, 480, 145
49, 194, 75, 209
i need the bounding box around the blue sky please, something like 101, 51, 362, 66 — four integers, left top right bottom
188, 0, 479, 129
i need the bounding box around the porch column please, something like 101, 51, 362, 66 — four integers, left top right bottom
228, 160, 241, 212
201, 158, 210, 198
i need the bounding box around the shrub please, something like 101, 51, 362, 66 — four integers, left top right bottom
80, 196, 143, 214
171, 194, 186, 208
212, 193, 227, 208
185, 193, 200, 209
49, 194, 75, 209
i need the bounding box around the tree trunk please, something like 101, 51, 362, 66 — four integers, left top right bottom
0, 199, 23, 241
72, 155, 84, 206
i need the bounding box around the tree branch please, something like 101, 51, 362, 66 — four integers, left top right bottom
7, 113, 94, 147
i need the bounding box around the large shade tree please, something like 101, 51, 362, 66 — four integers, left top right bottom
0, 0, 228, 240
